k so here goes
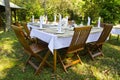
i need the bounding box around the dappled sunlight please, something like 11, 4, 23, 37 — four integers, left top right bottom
0, 31, 20, 79
89, 65, 113, 80
0, 57, 16, 79
0, 30, 120, 79
70, 63, 87, 73
70, 63, 115, 80
2, 41, 15, 53
0, 31, 3, 34
110, 44, 120, 51
0, 71, 7, 80
0, 37, 17, 54
0, 57, 15, 72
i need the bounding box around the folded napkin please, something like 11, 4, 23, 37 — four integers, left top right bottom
45, 15, 48, 24
79, 22, 83, 27
97, 17, 101, 28
87, 16, 91, 26
61, 16, 68, 27
32, 15, 34, 23
54, 14, 56, 22
39, 16, 44, 29
57, 14, 62, 33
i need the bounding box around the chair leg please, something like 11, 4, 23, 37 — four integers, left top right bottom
117, 35, 119, 41
22, 55, 32, 72
58, 53, 82, 73
98, 48, 104, 56
58, 54, 68, 73
109, 34, 112, 41
34, 53, 53, 69
25, 55, 32, 65
87, 46, 104, 60
87, 47, 94, 60
35, 50, 51, 75
76, 53, 82, 64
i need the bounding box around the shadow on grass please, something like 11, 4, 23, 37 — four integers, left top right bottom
80, 40, 120, 79
0, 30, 97, 80
0, 30, 120, 80
1, 64, 97, 80
108, 35, 120, 46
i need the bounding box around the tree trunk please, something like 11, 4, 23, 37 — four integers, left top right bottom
4, 0, 11, 31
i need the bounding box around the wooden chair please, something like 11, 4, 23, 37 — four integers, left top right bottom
100, 23, 106, 28
21, 22, 31, 40
14, 22, 21, 27
11, 25, 53, 75
86, 24, 113, 60
21, 22, 47, 44
58, 26, 92, 72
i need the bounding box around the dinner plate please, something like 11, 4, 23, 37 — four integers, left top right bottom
38, 28, 46, 30
56, 32, 64, 34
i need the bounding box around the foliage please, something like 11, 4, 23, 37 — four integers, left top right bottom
10, 0, 120, 24
99, 0, 120, 24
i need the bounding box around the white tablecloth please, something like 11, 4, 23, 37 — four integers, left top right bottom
111, 27, 120, 35
30, 25, 103, 54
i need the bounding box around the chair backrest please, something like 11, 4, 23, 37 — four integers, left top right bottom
14, 22, 21, 27
67, 26, 92, 54
22, 22, 30, 37
96, 24, 113, 45
100, 23, 106, 28
11, 25, 33, 54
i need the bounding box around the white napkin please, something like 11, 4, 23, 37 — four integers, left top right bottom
45, 15, 48, 23
54, 13, 56, 22
87, 16, 91, 26
39, 16, 43, 29
42, 15, 46, 24
32, 15, 34, 23
65, 16, 68, 27
80, 22, 83, 27
44, 15, 48, 24
57, 14, 62, 33
61, 16, 68, 27
97, 17, 101, 28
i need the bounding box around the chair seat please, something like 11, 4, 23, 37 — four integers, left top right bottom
30, 43, 48, 54
86, 43, 103, 60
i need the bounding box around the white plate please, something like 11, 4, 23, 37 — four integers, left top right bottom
38, 28, 46, 30
56, 32, 64, 34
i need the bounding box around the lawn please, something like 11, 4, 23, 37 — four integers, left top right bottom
0, 30, 120, 80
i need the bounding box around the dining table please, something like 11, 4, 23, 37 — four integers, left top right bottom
28, 22, 103, 72
110, 25, 120, 40
111, 25, 120, 35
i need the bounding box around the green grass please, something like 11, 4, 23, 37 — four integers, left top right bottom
0, 30, 120, 80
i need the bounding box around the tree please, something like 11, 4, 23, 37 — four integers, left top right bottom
4, 0, 11, 31
10, 0, 120, 24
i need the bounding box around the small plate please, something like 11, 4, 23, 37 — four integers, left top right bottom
56, 32, 64, 34
38, 28, 46, 30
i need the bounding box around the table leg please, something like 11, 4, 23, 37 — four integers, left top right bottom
53, 49, 57, 72
117, 35, 119, 41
